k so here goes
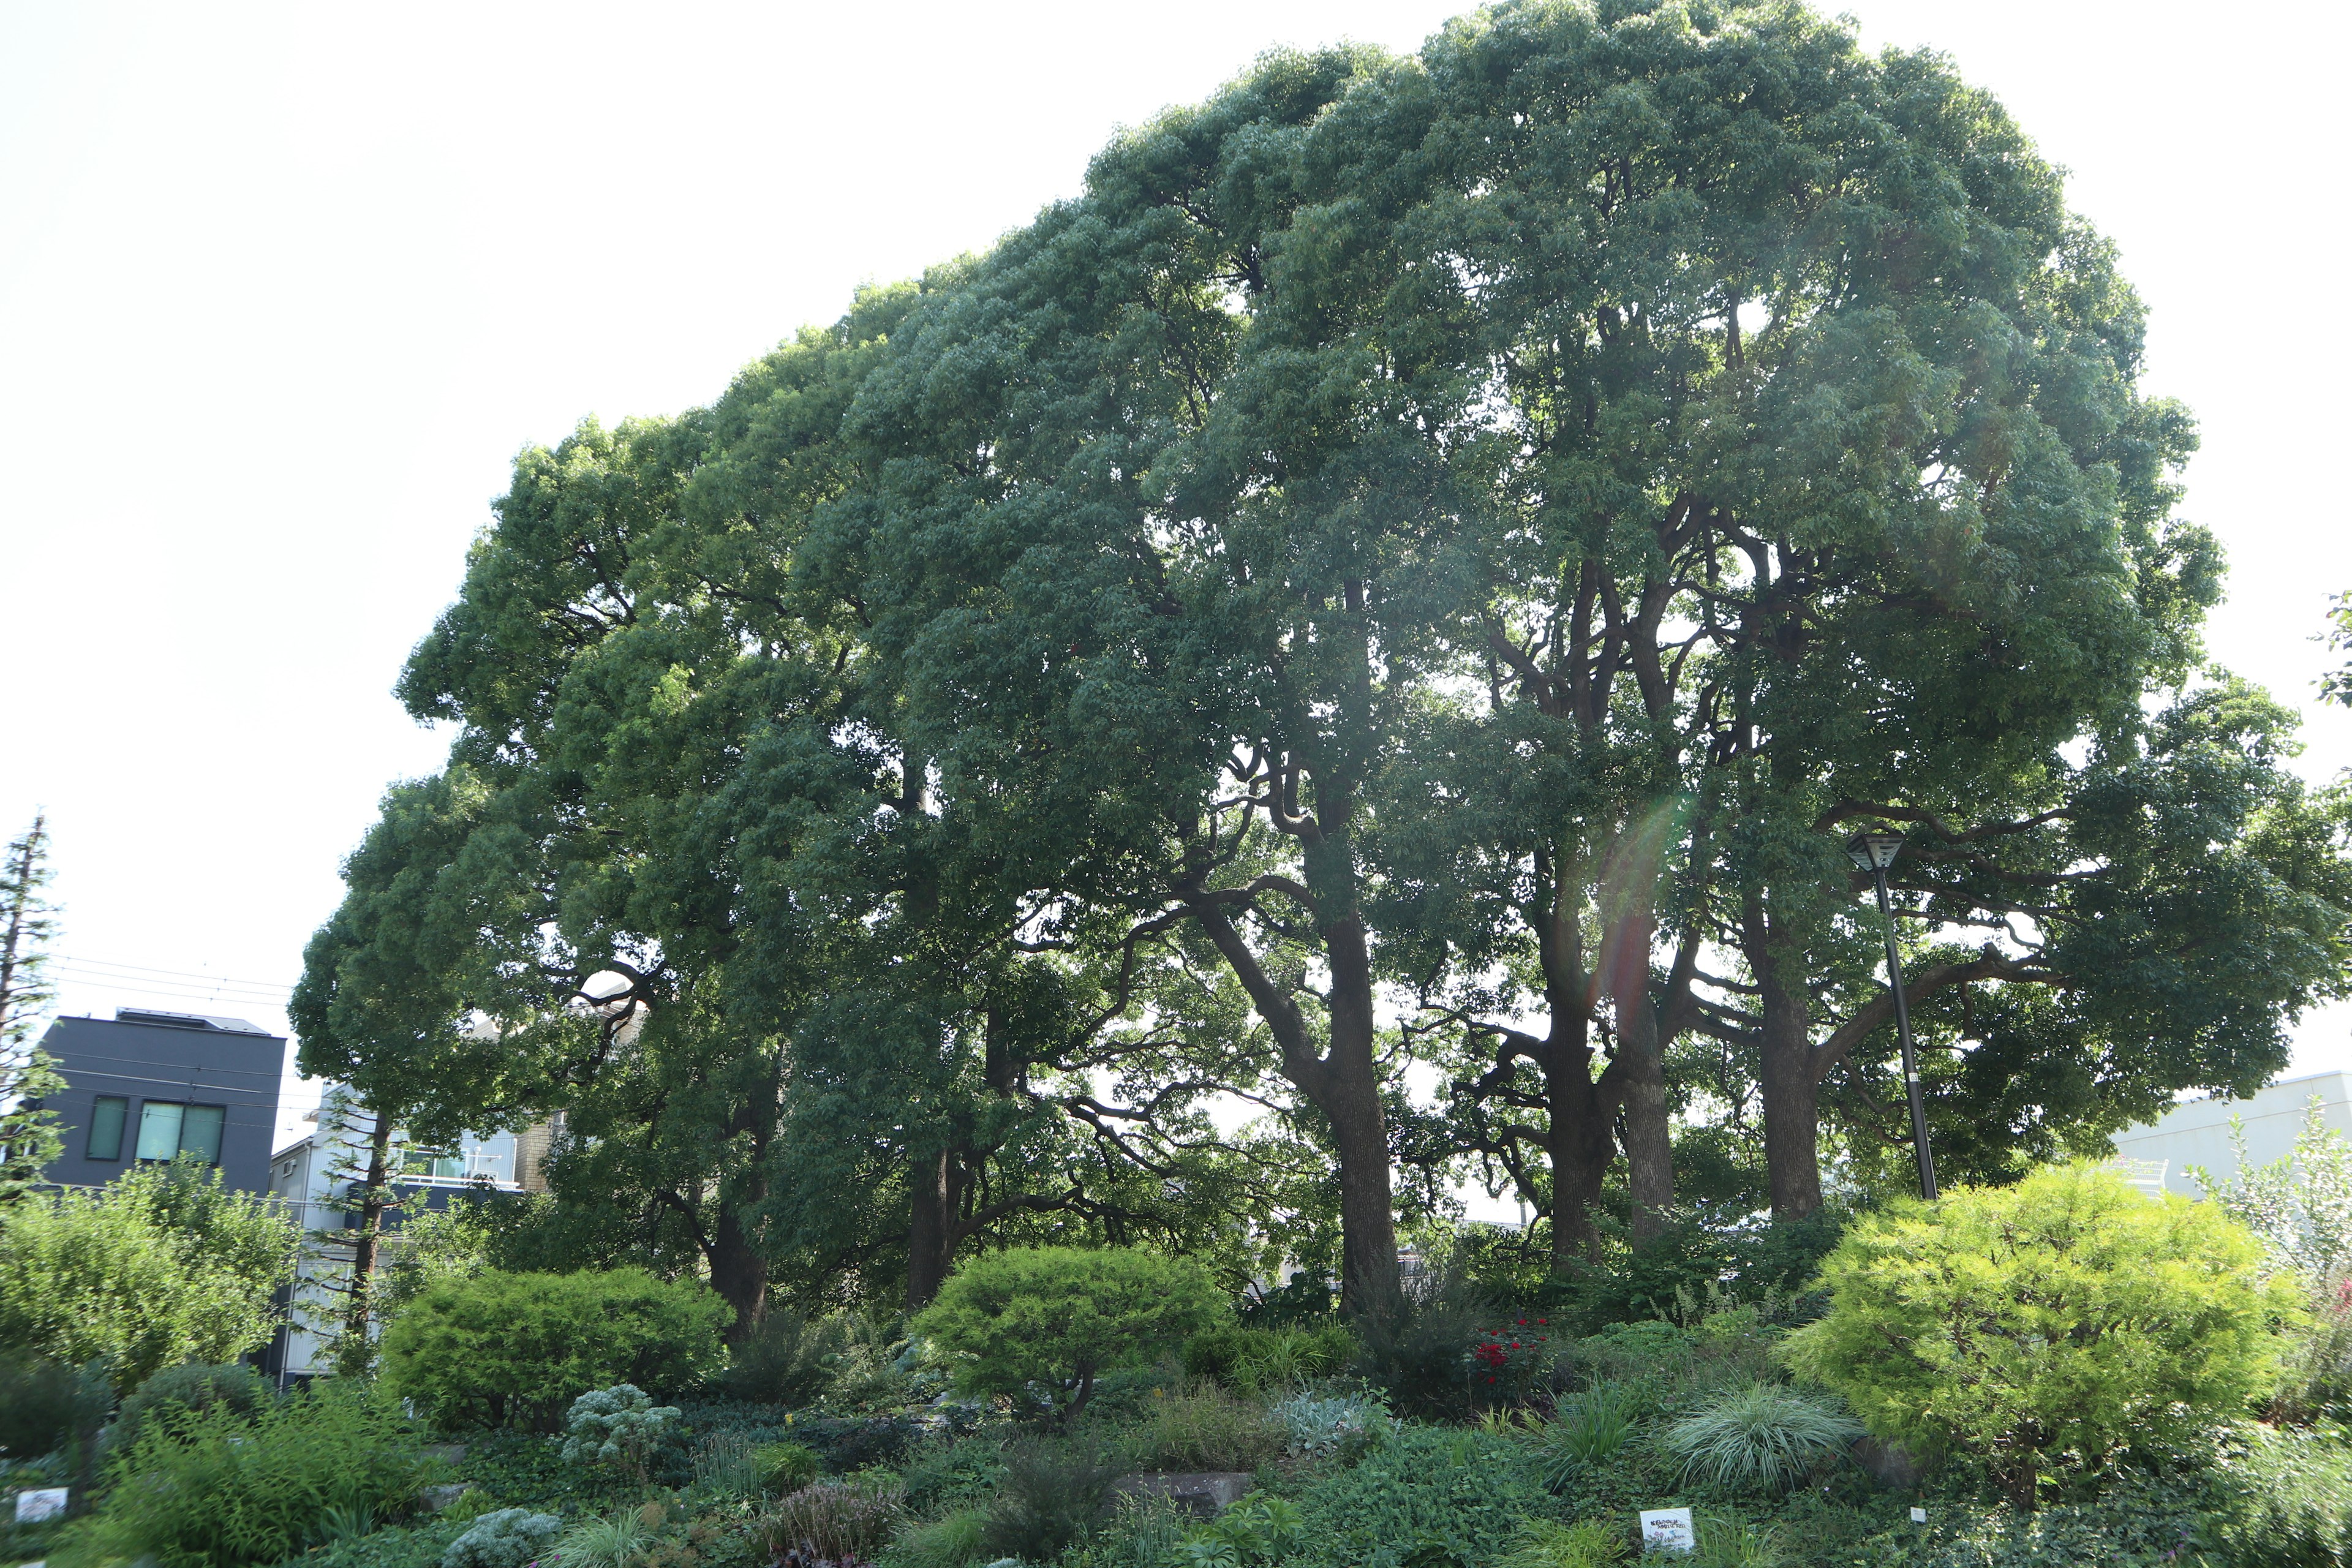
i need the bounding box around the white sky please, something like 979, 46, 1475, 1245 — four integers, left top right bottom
4, 0, 2348, 1156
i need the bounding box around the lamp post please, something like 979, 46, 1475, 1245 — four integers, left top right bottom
1848, 831, 1938, 1200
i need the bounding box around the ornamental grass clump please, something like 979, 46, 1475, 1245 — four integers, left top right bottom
761, 1477, 905, 1565
1784, 1162, 2299, 1507
1661, 1381, 1861, 1493
1538, 1382, 1640, 1490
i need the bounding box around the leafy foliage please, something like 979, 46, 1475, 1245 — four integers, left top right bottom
1493, 1518, 1627, 1568
85, 1383, 434, 1568
1127, 1387, 1283, 1473
0, 1348, 85, 1458
751, 1440, 823, 1495
915, 1247, 1222, 1420
114, 1360, 273, 1449
0, 1161, 301, 1393
1784, 1163, 2297, 1504
2196, 1100, 2352, 1282
977, 1440, 1121, 1565
1537, 1384, 1640, 1487
560, 1384, 685, 1482
440, 1508, 565, 1568
1280, 1425, 1553, 1568
380, 1268, 728, 1431
883, 1508, 989, 1568
1268, 1390, 1389, 1462
555, 1507, 658, 1568
1662, 1382, 1861, 1494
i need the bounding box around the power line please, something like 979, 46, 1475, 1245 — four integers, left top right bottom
51, 954, 294, 992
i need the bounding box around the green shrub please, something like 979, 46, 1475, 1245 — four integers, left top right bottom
752, 1439, 822, 1494
690, 1430, 763, 1501
1350, 1278, 1498, 1420
1182, 1323, 1355, 1391
1281, 1425, 1551, 1568
2275, 1273, 2352, 1425
113, 1360, 273, 1450
560, 1384, 685, 1482
0, 1161, 301, 1393
0, 1349, 83, 1458
979, 1440, 1122, 1563
1175, 1492, 1305, 1564
1129, 1387, 1283, 1472
380, 1267, 729, 1431
914, 1246, 1223, 1423
719, 1309, 843, 1404
1495, 1518, 1629, 1568
896, 1439, 1005, 1514
440, 1507, 564, 1568
760, 1477, 905, 1563
297, 1517, 470, 1568
2207, 1425, 2352, 1567
1784, 1163, 2297, 1506
85, 1382, 434, 1568
885, 1509, 989, 1568
1268, 1390, 1388, 1461
1662, 1382, 1861, 1493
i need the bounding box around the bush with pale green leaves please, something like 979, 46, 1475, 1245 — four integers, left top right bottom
559, 1382, 683, 1480
1784, 1162, 2299, 1506
913, 1246, 1223, 1422
440, 1509, 563, 1568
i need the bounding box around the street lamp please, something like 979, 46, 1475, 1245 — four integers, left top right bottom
1848, 831, 1939, 1200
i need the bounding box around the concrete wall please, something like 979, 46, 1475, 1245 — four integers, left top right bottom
2109, 1069, 2352, 1199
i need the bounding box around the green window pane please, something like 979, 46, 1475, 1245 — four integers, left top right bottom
86, 1096, 127, 1161
179, 1104, 225, 1166
135, 1102, 184, 1161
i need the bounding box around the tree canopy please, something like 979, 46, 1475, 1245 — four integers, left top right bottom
297, 0, 2352, 1319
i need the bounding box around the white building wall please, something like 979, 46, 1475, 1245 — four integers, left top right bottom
2109, 1069, 2352, 1199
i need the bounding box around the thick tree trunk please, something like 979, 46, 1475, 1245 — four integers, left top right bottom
1545, 1076, 1616, 1265
903, 1148, 966, 1311
1746, 900, 1822, 1218
1322, 912, 1401, 1321
709, 1203, 770, 1336
1615, 1008, 1676, 1243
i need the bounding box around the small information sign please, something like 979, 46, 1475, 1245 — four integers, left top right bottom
1639, 1508, 1695, 1553
14, 1488, 69, 1523
1910, 1507, 1928, 1525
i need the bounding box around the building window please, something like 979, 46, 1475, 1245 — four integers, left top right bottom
134, 1102, 228, 1166
87, 1096, 127, 1160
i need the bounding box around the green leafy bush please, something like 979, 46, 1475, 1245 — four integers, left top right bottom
2206, 1425, 2352, 1567
0, 1349, 83, 1458
1281, 1425, 1551, 1568
896, 1439, 1005, 1515
85, 1382, 434, 1568
0, 1161, 301, 1393
560, 1383, 685, 1482
1268, 1390, 1388, 1461
914, 1246, 1223, 1422
380, 1267, 729, 1431
1174, 1492, 1305, 1564
1349, 1275, 1494, 1419
298, 1517, 470, 1568
720, 1309, 844, 1404
979, 1439, 1122, 1563
1785, 1163, 2297, 1505
1662, 1382, 1861, 1493
1128, 1388, 1283, 1472
761, 1477, 905, 1563
440, 1507, 564, 1568
1182, 1324, 1356, 1391
113, 1360, 273, 1450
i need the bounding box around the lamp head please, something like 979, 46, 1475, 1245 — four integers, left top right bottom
1847, 831, 1904, 872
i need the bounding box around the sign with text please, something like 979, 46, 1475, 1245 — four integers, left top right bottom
1639, 1508, 1695, 1553
14, 1488, 68, 1523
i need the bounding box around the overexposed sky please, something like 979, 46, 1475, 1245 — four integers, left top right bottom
4, 1, 2348, 1152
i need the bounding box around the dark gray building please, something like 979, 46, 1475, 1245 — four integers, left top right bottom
35, 1008, 286, 1195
